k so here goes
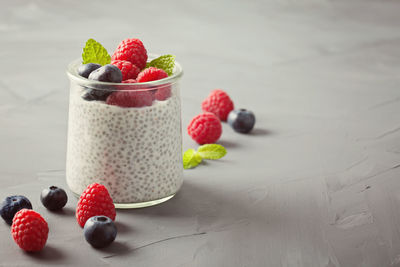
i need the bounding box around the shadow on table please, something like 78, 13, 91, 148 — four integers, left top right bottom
105, 178, 298, 259
99, 241, 131, 256
101, 181, 240, 259
27, 245, 65, 263
217, 139, 240, 148
49, 206, 75, 217
114, 220, 135, 234
117, 179, 262, 233
249, 128, 272, 136
217, 128, 272, 148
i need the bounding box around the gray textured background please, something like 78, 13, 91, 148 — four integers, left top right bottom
1, 0, 400, 266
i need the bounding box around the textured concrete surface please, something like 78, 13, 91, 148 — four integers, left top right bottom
1, 0, 400, 266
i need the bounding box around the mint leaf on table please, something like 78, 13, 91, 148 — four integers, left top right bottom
146, 55, 175, 76
82, 38, 111, 66
183, 149, 202, 169
183, 144, 227, 170
197, 144, 227, 160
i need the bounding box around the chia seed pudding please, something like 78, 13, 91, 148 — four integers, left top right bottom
66, 59, 183, 207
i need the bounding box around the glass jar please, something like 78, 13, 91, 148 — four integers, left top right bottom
66, 56, 183, 208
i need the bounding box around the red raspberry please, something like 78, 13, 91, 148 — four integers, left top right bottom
187, 112, 222, 144
11, 209, 49, 252
111, 60, 140, 81
136, 67, 168, 83
112, 38, 147, 70
122, 79, 137, 83
76, 183, 116, 227
201, 89, 234, 121
154, 85, 171, 101
136, 68, 170, 100
106, 89, 153, 108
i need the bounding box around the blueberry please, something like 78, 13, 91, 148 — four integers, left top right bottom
82, 88, 112, 101
0, 196, 32, 225
227, 109, 256, 133
84, 216, 117, 248
40, 186, 68, 211
78, 63, 102, 78
88, 64, 122, 83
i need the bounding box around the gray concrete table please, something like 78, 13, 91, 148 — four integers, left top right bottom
1, 1, 400, 266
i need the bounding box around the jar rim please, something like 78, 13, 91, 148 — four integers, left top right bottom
66, 54, 183, 91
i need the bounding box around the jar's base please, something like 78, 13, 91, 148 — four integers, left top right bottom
71, 191, 176, 209
114, 194, 175, 209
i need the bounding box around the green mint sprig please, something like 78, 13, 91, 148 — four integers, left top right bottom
146, 54, 175, 76
82, 38, 111, 66
183, 149, 203, 170
197, 144, 227, 159
183, 144, 227, 169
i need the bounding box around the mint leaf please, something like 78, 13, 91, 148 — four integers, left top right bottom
183, 149, 202, 169
197, 144, 227, 160
82, 38, 111, 66
146, 55, 175, 76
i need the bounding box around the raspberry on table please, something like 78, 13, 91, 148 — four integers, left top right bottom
76, 183, 116, 228
111, 60, 140, 81
11, 209, 49, 252
187, 112, 222, 144
112, 38, 148, 70
136, 67, 168, 83
106, 90, 153, 108
201, 89, 234, 121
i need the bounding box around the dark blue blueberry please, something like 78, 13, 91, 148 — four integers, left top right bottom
227, 109, 256, 133
88, 64, 122, 83
40, 186, 68, 211
82, 87, 112, 101
78, 63, 102, 78
0, 196, 32, 225
84, 216, 117, 248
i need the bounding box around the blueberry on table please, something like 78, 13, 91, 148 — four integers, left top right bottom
40, 186, 68, 211
84, 216, 117, 248
227, 109, 256, 133
88, 64, 122, 83
78, 63, 102, 78
0, 195, 32, 225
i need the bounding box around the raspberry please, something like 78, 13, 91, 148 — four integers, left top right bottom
136, 67, 168, 83
106, 89, 153, 108
112, 38, 148, 70
11, 209, 49, 251
154, 85, 171, 101
76, 183, 116, 228
122, 79, 137, 83
187, 112, 222, 144
136, 68, 170, 100
111, 60, 140, 81
201, 89, 234, 121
